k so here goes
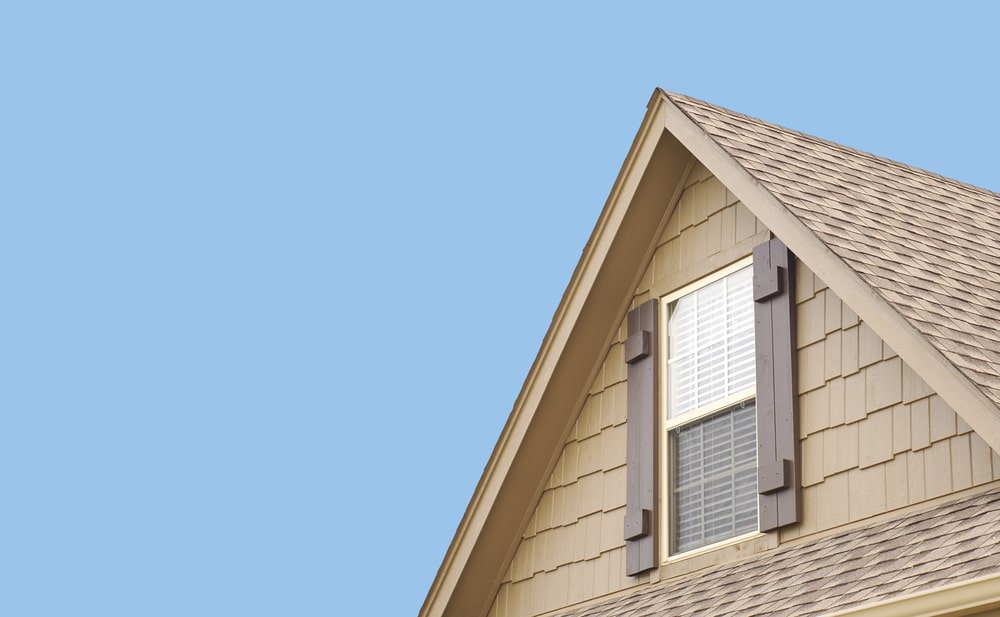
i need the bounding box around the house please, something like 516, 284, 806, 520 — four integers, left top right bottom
420, 90, 1000, 617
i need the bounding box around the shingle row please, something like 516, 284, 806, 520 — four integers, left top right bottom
552, 487, 1000, 617
666, 92, 1000, 409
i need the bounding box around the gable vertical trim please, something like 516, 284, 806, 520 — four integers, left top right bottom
753, 238, 801, 531
624, 299, 659, 575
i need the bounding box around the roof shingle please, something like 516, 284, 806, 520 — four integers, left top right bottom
665, 92, 1000, 411
551, 488, 1000, 617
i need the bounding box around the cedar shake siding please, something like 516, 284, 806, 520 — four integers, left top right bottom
487, 166, 1000, 617
782, 262, 1000, 543
541, 488, 1000, 617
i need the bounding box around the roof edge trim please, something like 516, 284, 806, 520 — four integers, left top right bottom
420, 92, 676, 617
824, 571, 1000, 617
657, 91, 1000, 454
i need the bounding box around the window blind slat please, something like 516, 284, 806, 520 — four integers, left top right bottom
672, 401, 757, 553
668, 266, 754, 418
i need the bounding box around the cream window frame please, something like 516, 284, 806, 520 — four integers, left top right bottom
658, 255, 759, 558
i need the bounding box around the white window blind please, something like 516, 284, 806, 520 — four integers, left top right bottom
671, 400, 757, 553
667, 266, 754, 419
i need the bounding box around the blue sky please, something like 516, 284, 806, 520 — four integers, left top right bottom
3, 2, 999, 615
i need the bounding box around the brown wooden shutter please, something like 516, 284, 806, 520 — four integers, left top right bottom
753, 238, 801, 531
623, 299, 658, 576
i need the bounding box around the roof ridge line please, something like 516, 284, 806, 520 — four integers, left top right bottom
661, 90, 1000, 200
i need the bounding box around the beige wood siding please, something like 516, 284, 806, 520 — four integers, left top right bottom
780, 263, 1000, 543
488, 164, 1000, 617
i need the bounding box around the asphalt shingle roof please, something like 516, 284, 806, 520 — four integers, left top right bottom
552, 488, 1000, 617
665, 92, 1000, 411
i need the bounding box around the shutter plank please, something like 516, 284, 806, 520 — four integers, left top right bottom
754, 238, 801, 532
624, 299, 658, 575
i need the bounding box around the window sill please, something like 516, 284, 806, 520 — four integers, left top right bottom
658, 531, 777, 580
665, 530, 763, 563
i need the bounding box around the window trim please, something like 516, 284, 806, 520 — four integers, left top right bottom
658, 255, 760, 558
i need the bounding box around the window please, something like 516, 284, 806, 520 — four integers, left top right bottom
663, 261, 757, 554
625, 240, 798, 573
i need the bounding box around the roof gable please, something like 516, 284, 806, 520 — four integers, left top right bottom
422, 90, 1000, 617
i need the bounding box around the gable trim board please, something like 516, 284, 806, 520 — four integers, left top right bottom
421, 90, 1000, 617
659, 92, 1000, 455
420, 92, 692, 617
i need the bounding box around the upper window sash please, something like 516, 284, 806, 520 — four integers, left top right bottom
661, 257, 755, 425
